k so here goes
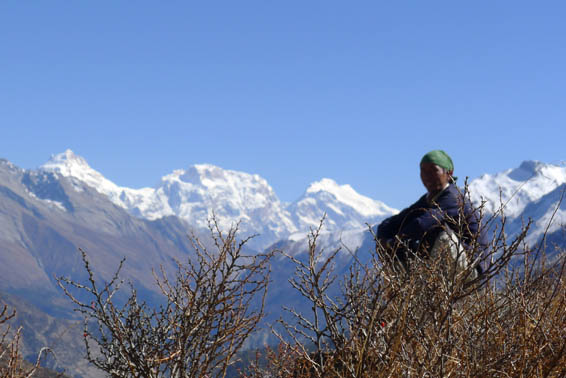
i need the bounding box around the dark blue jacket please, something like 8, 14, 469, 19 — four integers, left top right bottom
378, 184, 488, 254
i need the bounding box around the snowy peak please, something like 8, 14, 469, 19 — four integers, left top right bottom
150, 164, 295, 249
41, 149, 112, 190
160, 164, 279, 212
42, 149, 91, 174
157, 164, 287, 225
49, 149, 87, 164
508, 160, 566, 184
469, 160, 566, 219
35, 150, 399, 249
306, 178, 343, 193
176, 164, 227, 185
40, 149, 155, 213
172, 164, 274, 198
289, 178, 397, 232
305, 178, 395, 218
507, 160, 541, 182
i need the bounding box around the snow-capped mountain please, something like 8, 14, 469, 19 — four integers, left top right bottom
41, 151, 566, 253
152, 164, 297, 248
279, 160, 566, 259
469, 160, 566, 219
41, 150, 157, 213
469, 160, 566, 249
3, 153, 565, 378
41, 150, 398, 249
510, 183, 566, 246
289, 178, 397, 231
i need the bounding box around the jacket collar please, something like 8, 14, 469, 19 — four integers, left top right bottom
426, 182, 451, 204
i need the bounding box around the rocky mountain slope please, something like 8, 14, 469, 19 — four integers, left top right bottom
0, 152, 400, 377
0, 158, 196, 312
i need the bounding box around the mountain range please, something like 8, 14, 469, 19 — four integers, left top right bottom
40, 150, 397, 250
1, 151, 565, 377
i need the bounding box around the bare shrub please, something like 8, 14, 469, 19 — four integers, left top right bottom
57, 218, 273, 378
259, 201, 566, 377
0, 304, 53, 378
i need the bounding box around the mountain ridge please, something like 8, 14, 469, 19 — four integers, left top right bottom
38, 151, 566, 251
468, 160, 566, 219
40, 150, 398, 249
1, 152, 565, 378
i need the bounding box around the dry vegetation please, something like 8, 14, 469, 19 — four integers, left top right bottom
0, 305, 57, 378
243, 206, 566, 377
57, 219, 274, 378
7, 201, 565, 377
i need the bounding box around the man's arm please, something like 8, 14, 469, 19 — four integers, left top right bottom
398, 189, 460, 240
377, 213, 402, 241
377, 197, 427, 241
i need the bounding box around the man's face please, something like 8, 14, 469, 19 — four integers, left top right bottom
420, 162, 451, 194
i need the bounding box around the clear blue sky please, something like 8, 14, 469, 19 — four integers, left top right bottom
1, 1, 565, 208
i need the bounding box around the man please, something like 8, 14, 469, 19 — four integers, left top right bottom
377, 150, 487, 276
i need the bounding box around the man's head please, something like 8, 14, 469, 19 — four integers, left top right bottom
420, 150, 454, 195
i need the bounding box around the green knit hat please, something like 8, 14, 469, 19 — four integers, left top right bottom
420, 150, 454, 173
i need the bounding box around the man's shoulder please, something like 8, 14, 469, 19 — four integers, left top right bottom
435, 184, 465, 205
444, 183, 464, 197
